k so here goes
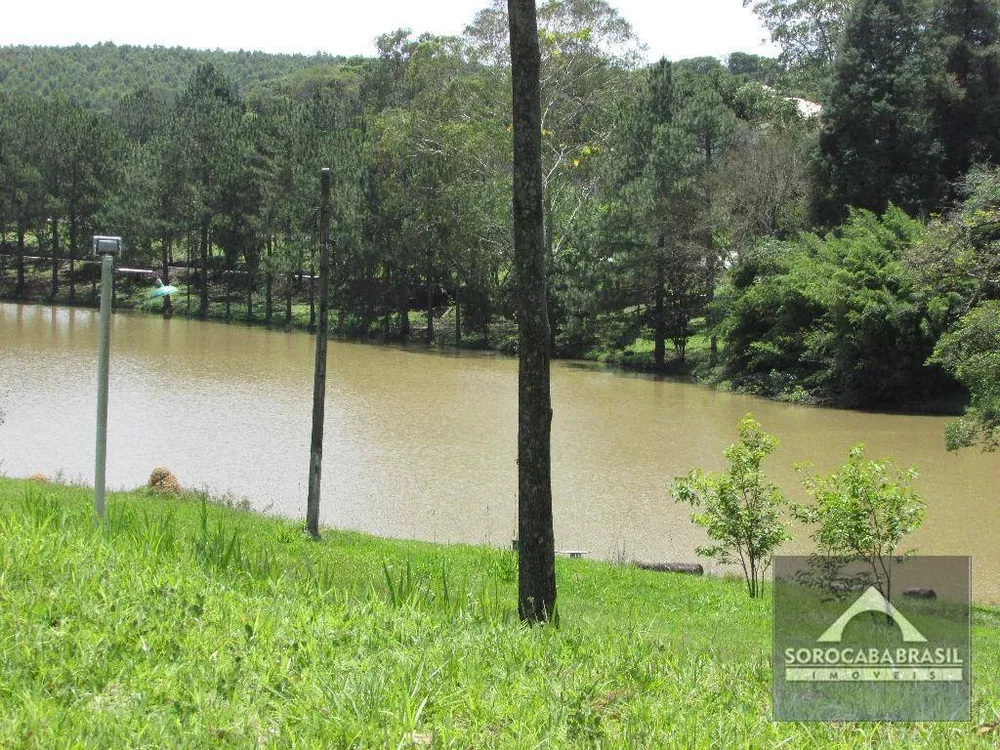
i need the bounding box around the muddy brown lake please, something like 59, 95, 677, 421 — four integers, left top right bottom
2, 301, 997, 601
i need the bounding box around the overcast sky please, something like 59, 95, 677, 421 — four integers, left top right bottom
0, 0, 778, 62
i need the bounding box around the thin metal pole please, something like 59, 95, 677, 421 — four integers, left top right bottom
94, 253, 113, 521
306, 168, 332, 539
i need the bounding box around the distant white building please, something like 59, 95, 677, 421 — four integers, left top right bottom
787, 97, 823, 120
760, 85, 823, 120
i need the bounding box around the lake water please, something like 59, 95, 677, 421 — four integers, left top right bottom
2, 301, 997, 601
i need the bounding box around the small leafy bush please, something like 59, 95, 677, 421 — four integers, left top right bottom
672, 414, 790, 598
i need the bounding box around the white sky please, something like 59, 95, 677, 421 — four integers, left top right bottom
0, 0, 778, 62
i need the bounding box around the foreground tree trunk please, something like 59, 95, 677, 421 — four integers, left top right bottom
509, 0, 557, 624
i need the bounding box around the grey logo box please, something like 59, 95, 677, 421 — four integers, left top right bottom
772, 556, 970, 722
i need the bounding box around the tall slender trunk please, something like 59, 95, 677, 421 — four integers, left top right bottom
705, 137, 718, 365
454, 279, 461, 346
544, 189, 557, 351
162, 238, 173, 319
68, 204, 77, 301
398, 271, 410, 339
510, 0, 556, 624
308, 256, 316, 332
15, 221, 25, 298
306, 168, 332, 539
224, 269, 231, 321
425, 278, 434, 343
199, 214, 210, 319
264, 236, 273, 325
50, 216, 59, 301
186, 234, 192, 314
246, 263, 254, 324
382, 265, 392, 338
285, 273, 293, 330
654, 254, 666, 370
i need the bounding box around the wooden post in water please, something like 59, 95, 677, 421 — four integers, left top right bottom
306, 168, 332, 539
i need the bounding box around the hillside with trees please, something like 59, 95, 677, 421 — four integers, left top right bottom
2, 0, 999, 439
0, 43, 359, 109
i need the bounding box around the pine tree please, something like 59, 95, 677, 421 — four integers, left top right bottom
818, 0, 944, 220
928, 0, 1000, 190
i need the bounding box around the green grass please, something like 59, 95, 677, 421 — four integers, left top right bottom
1, 478, 998, 747
583, 325, 713, 374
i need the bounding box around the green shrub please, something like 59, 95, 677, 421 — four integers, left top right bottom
672, 414, 791, 598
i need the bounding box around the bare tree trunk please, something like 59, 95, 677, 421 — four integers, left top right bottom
654, 254, 666, 370
246, 263, 254, 325
544, 189, 557, 351
455, 278, 461, 346
306, 168, 332, 539
398, 271, 410, 339
382, 265, 392, 338
50, 216, 59, 301
199, 214, 210, 319
16, 221, 25, 298
285, 273, 293, 330
186, 234, 192, 314
509, 0, 556, 624
705, 139, 718, 365
425, 277, 434, 343
162, 237, 173, 319
264, 236, 273, 325
224, 269, 231, 322
68, 204, 77, 301
308, 256, 316, 332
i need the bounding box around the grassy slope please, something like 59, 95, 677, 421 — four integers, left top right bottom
0, 477, 998, 748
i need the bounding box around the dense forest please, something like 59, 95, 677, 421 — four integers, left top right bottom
0, 43, 357, 110
1, 0, 998, 445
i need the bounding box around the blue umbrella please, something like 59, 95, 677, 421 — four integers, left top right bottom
149, 278, 178, 299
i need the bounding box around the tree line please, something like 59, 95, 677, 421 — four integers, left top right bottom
1, 0, 998, 431
0, 43, 354, 111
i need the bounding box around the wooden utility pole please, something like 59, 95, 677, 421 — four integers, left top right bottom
509, 0, 557, 623
94, 252, 114, 522
306, 168, 332, 539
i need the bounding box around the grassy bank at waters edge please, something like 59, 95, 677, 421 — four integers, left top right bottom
1, 477, 998, 747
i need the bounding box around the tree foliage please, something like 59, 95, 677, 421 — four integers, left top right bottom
817, 0, 943, 221
672, 414, 790, 598
928, 0, 1000, 190
721, 206, 959, 407
793, 444, 925, 600
1, 0, 997, 419
931, 301, 1000, 451
743, 0, 851, 71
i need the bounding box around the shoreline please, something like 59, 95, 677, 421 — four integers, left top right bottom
7, 474, 998, 609
0, 294, 967, 419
